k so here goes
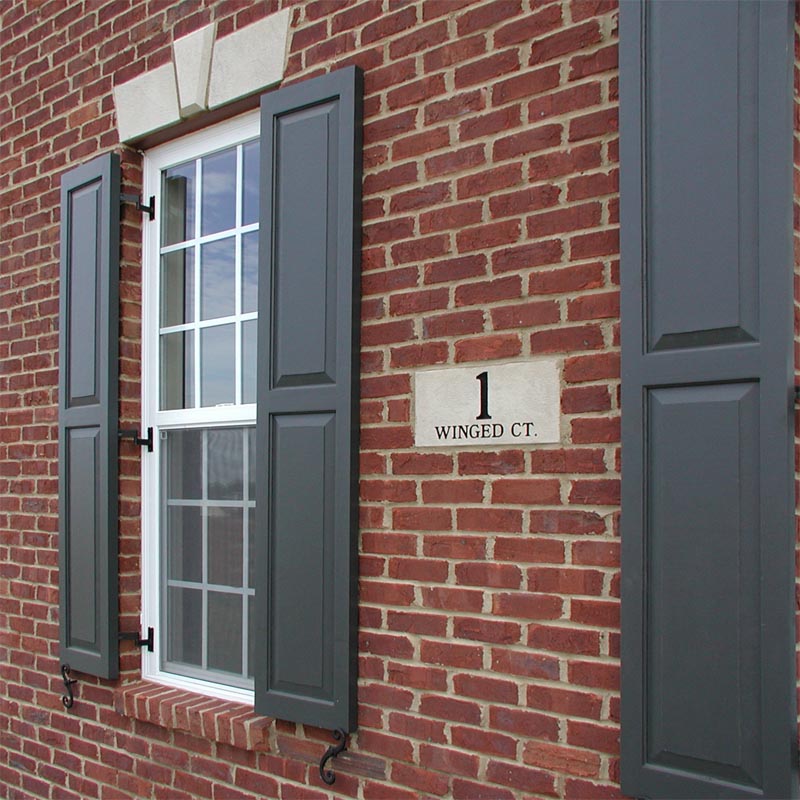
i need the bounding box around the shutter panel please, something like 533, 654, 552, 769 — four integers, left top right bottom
620, 2, 797, 798
255, 66, 362, 731
58, 153, 120, 679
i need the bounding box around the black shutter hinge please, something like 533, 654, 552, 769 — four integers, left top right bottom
119, 427, 154, 453
120, 193, 155, 221
319, 728, 348, 785
119, 627, 154, 652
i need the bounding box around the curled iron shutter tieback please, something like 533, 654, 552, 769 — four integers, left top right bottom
319, 728, 348, 785
61, 664, 77, 709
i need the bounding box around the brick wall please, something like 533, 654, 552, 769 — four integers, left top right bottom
0, 1, 625, 797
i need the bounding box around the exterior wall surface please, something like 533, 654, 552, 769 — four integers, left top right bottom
3, 0, 629, 797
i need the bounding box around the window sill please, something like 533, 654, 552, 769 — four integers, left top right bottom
115, 681, 271, 752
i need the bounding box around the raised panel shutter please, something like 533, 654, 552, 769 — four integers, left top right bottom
619, 2, 797, 797
254, 66, 362, 731
58, 153, 120, 679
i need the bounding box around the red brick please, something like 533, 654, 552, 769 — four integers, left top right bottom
425, 143, 487, 178
455, 275, 522, 306
452, 726, 517, 759
459, 219, 523, 252
361, 5, 418, 45
421, 586, 483, 613
459, 105, 522, 141
391, 234, 450, 264
529, 20, 602, 66
569, 478, 620, 505
390, 342, 449, 368
456, 561, 521, 589
422, 533, 487, 559
563, 352, 620, 382
390, 287, 449, 316
453, 616, 521, 644
424, 90, 486, 125
389, 557, 449, 583
389, 20, 449, 59
421, 479, 484, 503
360, 480, 417, 503
454, 334, 521, 362
528, 567, 605, 595
495, 3, 561, 46
530, 324, 605, 354
456, 0, 523, 36
362, 319, 415, 346
568, 659, 619, 690
571, 416, 620, 444
489, 706, 560, 740
491, 591, 563, 620
391, 762, 449, 797
387, 661, 448, 691
454, 674, 518, 704
421, 639, 483, 670
387, 74, 447, 110
529, 263, 605, 295
391, 452, 453, 475
458, 163, 522, 199
492, 648, 560, 679
528, 624, 601, 655
453, 779, 516, 800
393, 507, 453, 531
529, 143, 604, 180
569, 108, 618, 141
389, 181, 450, 213
491, 478, 561, 504
454, 49, 521, 89
362, 267, 419, 295
567, 291, 620, 320
423, 33, 487, 71
491, 299, 560, 330
529, 509, 606, 535
567, 170, 619, 201
424, 254, 487, 285
523, 741, 601, 778
562, 385, 612, 413
527, 684, 603, 719
493, 123, 562, 161
492, 64, 561, 105
421, 201, 483, 234
494, 536, 565, 564
489, 184, 561, 218
492, 239, 563, 273
571, 598, 620, 628
570, 228, 620, 259
486, 760, 556, 795
419, 695, 482, 727
572, 540, 619, 567
419, 743, 479, 777
393, 126, 451, 161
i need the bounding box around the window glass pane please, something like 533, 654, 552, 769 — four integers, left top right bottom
200, 238, 235, 321
167, 586, 202, 667
208, 507, 243, 587
161, 330, 194, 410
167, 506, 202, 582
161, 249, 194, 326
207, 592, 242, 674
167, 429, 203, 499
242, 140, 259, 226
242, 319, 257, 405
163, 162, 195, 245
247, 595, 254, 679
207, 427, 243, 500
242, 231, 258, 314
201, 148, 236, 236
200, 324, 235, 407
247, 507, 255, 589
247, 428, 256, 500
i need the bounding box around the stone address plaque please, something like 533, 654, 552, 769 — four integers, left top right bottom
414, 360, 561, 447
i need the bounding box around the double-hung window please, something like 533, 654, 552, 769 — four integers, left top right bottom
59, 67, 362, 731
142, 112, 260, 702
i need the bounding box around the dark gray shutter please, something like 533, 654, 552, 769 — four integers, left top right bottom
58, 153, 120, 679
255, 67, 362, 731
620, 2, 797, 798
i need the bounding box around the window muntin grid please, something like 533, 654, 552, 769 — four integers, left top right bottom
159, 140, 259, 411
162, 427, 255, 688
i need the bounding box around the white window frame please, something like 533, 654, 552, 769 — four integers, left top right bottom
141, 110, 260, 704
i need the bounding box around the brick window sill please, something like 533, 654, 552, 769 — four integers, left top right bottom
115, 681, 271, 752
